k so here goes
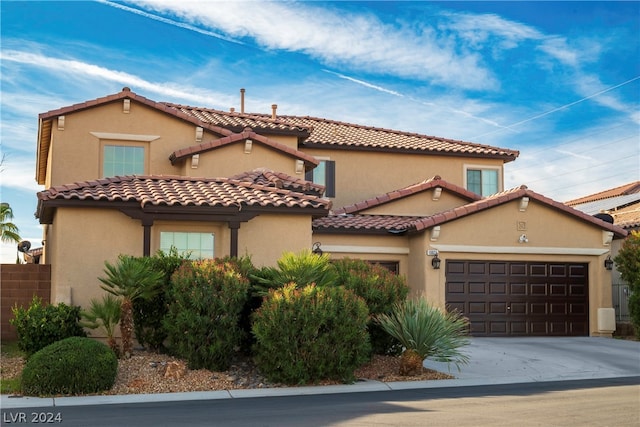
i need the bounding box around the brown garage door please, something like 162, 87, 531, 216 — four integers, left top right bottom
445, 261, 589, 336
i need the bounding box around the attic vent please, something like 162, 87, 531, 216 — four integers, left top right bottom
123, 99, 130, 114
57, 116, 65, 131
195, 126, 203, 142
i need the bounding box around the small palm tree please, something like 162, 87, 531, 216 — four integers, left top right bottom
99, 255, 164, 358
375, 298, 470, 376
82, 294, 122, 356
0, 203, 21, 244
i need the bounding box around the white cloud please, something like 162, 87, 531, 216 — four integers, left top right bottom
0, 50, 237, 109
124, 0, 497, 90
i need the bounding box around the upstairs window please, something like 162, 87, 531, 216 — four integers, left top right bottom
306, 159, 335, 197
103, 145, 144, 177
466, 168, 499, 196
160, 232, 214, 259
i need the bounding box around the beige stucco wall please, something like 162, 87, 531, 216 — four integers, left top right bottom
302, 148, 505, 209
46, 102, 240, 187
359, 189, 473, 216
47, 208, 143, 309
238, 214, 313, 267
180, 142, 304, 178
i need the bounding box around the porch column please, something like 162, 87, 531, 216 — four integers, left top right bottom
142, 217, 153, 257
229, 221, 240, 258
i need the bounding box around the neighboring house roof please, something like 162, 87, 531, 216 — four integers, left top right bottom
168, 103, 520, 161
229, 168, 326, 197
168, 129, 319, 169
36, 174, 331, 224
565, 181, 640, 206
565, 181, 640, 230
333, 175, 480, 215
314, 183, 628, 238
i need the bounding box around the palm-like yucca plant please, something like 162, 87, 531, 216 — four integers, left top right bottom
99, 255, 164, 358
82, 294, 122, 356
375, 298, 470, 376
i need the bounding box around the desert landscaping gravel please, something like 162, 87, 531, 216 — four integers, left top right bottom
1, 350, 452, 396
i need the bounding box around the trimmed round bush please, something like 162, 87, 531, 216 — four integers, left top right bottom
252, 284, 371, 385
21, 337, 118, 396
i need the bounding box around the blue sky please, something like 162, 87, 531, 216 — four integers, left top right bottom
1, 1, 639, 262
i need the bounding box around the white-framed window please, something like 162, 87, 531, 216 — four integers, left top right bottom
305, 158, 335, 197
465, 166, 500, 196
103, 145, 145, 177
160, 232, 214, 259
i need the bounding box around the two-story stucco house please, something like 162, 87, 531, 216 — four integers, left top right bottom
34, 87, 626, 337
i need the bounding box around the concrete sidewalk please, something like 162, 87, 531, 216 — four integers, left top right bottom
3, 336, 639, 409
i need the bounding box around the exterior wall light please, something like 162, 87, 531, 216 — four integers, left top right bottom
604, 255, 614, 271
431, 254, 441, 269
312, 242, 323, 255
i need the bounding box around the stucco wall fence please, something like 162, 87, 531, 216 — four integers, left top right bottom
1, 264, 51, 341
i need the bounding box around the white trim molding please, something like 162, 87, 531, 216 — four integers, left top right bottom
320, 245, 410, 255
431, 244, 609, 256
90, 132, 160, 142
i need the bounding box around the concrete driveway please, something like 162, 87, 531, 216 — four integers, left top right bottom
423, 336, 640, 386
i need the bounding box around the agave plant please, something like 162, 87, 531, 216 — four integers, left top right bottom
99, 255, 164, 358
82, 294, 122, 356
375, 298, 470, 375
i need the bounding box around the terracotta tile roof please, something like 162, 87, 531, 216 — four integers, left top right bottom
162, 103, 310, 136
169, 129, 319, 168
37, 175, 331, 224
565, 181, 640, 206
333, 175, 481, 215
37, 87, 519, 183
229, 168, 325, 197
313, 214, 424, 234
314, 184, 627, 238
278, 115, 519, 161
612, 208, 640, 230
169, 104, 519, 161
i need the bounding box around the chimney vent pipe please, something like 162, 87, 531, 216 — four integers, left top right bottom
271, 104, 277, 119
240, 88, 245, 113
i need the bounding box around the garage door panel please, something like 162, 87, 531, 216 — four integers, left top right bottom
445, 261, 588, 337
469, 282, 486, 293
530, 264, 548, 276
509, 322, 527, 335
530, 283, 548, 296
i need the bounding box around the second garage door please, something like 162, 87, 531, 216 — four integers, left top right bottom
445, 260, 589, 336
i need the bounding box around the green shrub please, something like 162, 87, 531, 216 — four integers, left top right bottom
133, 249, 188, 352
10, 296, 86, 357
252, 284, 370, 385
164, 258, 250, 370
251, 250, 338, 295
375, 298, 470, 374
21, 337, 117, 396
614, 231, 640, 338
333, 259, 409, 355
